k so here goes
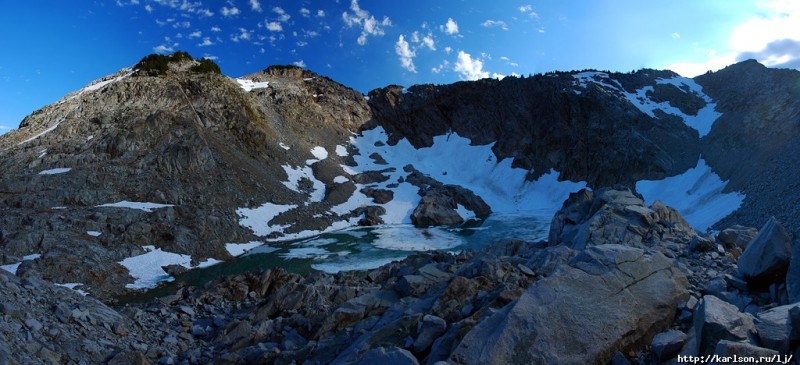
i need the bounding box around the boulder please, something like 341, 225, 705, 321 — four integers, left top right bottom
717, 225, 758, 250
549, 188, 696, 250
737, 217, 791, 284
692, 295, 756, 355
755, 303, 800, 353
449, 244, 688, 364
651, 329, 687, 362
410, 185, 491, 227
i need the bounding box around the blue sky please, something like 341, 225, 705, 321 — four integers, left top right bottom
1, 0, 799, 133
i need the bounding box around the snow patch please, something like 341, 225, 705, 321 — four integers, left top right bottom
636, 158, 744, 232
17, 122, 60, 145
335, 145, 349, 157
333, 176, 349, 184
279, 142, 291, 150
119, 247, 192, 289
38, 168, 71, 175
281, 164, 326, 202
312, 256, 401, 273
236, 203, 297, 236
455, 204, 477, 221
55, 283, 88, 296
225, 241, 263, 256
96, 201, 174, 212
0, 253, 42, 275
236, 78, 270, 92
86, 231, 102, 237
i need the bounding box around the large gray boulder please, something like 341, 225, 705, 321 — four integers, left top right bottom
717, 225, 758, 251
449, 244, 688, 365
692, 295, 756, 355
754, 303, 800, 353
549, 187, 696, 250
410, 185, 491, 227
737, 217, 791, 284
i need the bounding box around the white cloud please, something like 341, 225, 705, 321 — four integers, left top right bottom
519, 4, 538, 18
342, 0, 391, 45
422, 34, 436, 51
221, 6, 239, 17
198, 37, 214, 46
202, 54, 218, 60
273, 6, 290, 22
672, 32, 681, 40
153, 44, 176, 53
249, 0, 262, 12
444, 46, 453, 54
300, 8, 311, 17
266, 22, 283, 32
431, 60, 449, 73
297, 41, 308, 47
454, 51, 489, 80
667, 0, 800, 76
145, 4, 153, 12
231, 28, 252, 42
293, 60, 306, 68
211, 26, 221, 32
482, 20, 509, 30
442, 18, 459, 35
395, 35, 417, 73
188, 31, 202, 38
317, 9, 326, 17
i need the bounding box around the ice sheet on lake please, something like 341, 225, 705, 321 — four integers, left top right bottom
225, 241, 264, 256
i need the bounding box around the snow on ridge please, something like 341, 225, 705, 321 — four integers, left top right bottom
119, 247, 193, 289
573, 72, 722, 137
17, 122, 61, 146
96, 201, 174, 212
636, 158, 744, 232
335, 145, 348, 157
236, 78, 270, 92
38, 167, 72, 175
236, 202, 297, 237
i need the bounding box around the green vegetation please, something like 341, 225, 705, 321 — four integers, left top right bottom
133, 51, 221, 76
190, 58, 221, 74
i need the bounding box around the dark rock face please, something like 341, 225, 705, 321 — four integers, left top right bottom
410, 185, 491, 227
367, 71, 702, 188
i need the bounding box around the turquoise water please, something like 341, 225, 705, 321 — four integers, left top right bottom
118, 214, 550, 303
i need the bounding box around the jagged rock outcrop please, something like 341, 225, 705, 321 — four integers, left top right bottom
410, 185, 491, 227
548, 187, 697, 250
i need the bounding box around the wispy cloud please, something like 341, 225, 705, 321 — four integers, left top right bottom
266, 22, 282, 32
197, 37, 214, 46
342, 0, 391, 46
519, 4, 538, 18
300, 8, 310, 17
395, 35, 417, 73
153, 43, 177, 54
272, 7, 290, 22
293, 60, 306, 68
482, 20, 509, 31
431, 60, 449, 73
221, 6, 240, 17
317, 9, 326, 17
454, 51, 489, 80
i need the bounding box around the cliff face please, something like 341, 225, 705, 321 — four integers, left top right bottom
366, 69, 703, 188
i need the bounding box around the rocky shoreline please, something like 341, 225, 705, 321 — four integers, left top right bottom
2, 187, 798, 364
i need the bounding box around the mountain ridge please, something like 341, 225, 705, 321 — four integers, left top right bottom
0, 54, 797, 300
